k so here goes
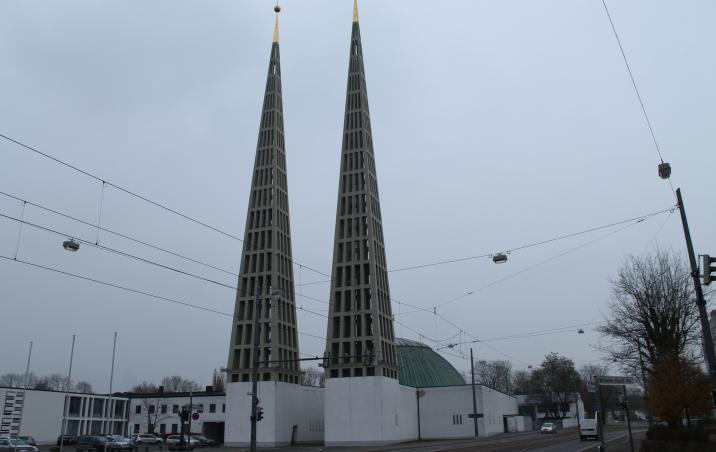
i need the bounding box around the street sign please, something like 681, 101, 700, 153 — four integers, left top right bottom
467, 413, 484, 419
597, 376, 635, 385
192, 412, 200, 420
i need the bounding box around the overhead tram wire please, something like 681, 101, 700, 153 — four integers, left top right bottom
0, 190, 238, 277
436, 322, 597, 349
0, 133, 330, 280
599, 0, 676, 196
0, 211, 335, 313
0, 254, 328, 341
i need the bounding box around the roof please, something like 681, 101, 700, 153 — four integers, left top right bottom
395, 338, 466, 388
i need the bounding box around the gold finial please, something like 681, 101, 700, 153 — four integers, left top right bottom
273, 1, 280, 42
352, 0, 359, 22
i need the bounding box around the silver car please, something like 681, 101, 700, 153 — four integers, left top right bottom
0, 438, 39, 452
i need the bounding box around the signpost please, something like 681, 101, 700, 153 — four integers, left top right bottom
597, 376, 635, 386
594, 376, 635, 452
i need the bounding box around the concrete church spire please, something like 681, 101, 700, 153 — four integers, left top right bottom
323, 0, 398, 381
226, 3, 301, 386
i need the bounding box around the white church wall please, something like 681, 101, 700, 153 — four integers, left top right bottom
479, 386, 519, 436
397, 384, 419, 441
324, 376, 405, 446
273, 383, 323, 444
419, 386, 477, 440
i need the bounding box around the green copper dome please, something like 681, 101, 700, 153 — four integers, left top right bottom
395, 338, 466, 388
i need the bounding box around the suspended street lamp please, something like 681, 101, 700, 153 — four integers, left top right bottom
62, 239, 80, 252
658, 162, 671, 179
492, 253, 508, 264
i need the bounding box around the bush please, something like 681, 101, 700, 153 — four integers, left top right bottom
647, 425, 710, 443
641, 440, 716, 451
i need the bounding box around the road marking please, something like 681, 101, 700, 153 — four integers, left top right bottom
573, 430, 645, 452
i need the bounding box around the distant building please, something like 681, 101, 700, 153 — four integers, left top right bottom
0, 387, 128, 444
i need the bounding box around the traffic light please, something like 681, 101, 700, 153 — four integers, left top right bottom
256, 406, 264, 422
704, 255, 716, 286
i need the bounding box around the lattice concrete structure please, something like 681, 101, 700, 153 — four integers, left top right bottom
324, 0, 398, 381
226, 13, 301, 385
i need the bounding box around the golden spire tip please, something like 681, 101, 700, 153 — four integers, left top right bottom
272, 3, 280, 42
352, 0, 359, 22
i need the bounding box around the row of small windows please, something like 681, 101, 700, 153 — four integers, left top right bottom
345, 110, 364, 131
260, 110, 284, 131
231, 371, 299, 384
232, 343, 298, 373
340, 194, 367, 216
336, 238, 370, 263
257, 127, 285, 150
347, 73, 365, 93
134, 403, 224, 415
342, 150, 370, 172
251, 187, 289, 212
331, 313, 374, 339
335, 264, 370, 288
343, 130, 365, 151
241, 251, 292, 281
338, 217, 370, 241
261, 89, 282, 111
348, 55, 363, 74
245, 230, 292, 258
341, 172, 366, 194
333, 287, 372, 313
329, 339, 374, 366
253, 166, 288, 193
236, 290, 297, 324
452, 414, 463, 425
346, 92, 363, 112
234, 315, 297, 348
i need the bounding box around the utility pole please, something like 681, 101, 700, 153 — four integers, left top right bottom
676, 188, 716, 399
60, 335, 76, 452
622, 385, 634, 452
249, 284, 262, 452
16, 341, 33, 439
470, 348, 479, 437
105, 332, 117, 435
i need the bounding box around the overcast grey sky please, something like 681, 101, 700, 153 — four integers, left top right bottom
1, 0, 714, 392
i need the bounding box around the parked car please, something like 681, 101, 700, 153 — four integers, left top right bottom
0, 438, 39, 452
132, 434, 162, 446
76, 435, 123, 452
58, 434, 79, 445
190, 435, 218, 448
540, 422, 558, 434
165, 435, 199, 450
18, 437, 36, 447
105, 436, 134, 450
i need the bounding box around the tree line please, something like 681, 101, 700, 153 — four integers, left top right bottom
0, 372, 94, 393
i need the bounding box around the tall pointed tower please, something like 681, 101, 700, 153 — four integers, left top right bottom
324, 2, 406, 446
324, 0, 398, 381
226, 7, 301, 386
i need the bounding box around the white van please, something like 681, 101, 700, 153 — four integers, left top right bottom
579, 418, 599, 440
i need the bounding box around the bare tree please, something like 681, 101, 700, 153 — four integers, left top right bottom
131, 381, 158, 393
302, 368, 325, 387
475, 360, 513, 394
598, 250, 701, 385
512, 370, 533, 395
0, 373, 25, 388
160, 376, 199, 393
35, 374, 69, 391
211, 369, 225, 392
74, 381, 94, 394
138, 397, 176, 434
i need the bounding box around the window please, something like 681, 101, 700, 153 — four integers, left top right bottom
135, 405, 141, 414
452, 414, 463, 425
159, 424, 166, 434
172, 405, 179, 414
222, 404, 225, 413
209, 404, 216, 413
171, 424, 178, 434
149, 405, 155, 414
133, 424, 140, 434
197, 404, 204, 413
161, 405, 167, 414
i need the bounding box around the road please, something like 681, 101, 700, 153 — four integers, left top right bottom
224, 426, 646, 452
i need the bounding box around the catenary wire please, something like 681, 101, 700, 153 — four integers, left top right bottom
0, 254, 327, 341
0, 190, 238, 277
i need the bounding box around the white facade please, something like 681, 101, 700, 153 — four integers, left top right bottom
324, 377, 418, 446
0, 387, 128, 445
224, 381, 323, 447
125, 392, 225, 440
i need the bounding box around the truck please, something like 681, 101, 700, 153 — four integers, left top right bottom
579, 418, 599, 441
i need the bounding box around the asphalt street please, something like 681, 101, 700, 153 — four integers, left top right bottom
40, 427, 647, 452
